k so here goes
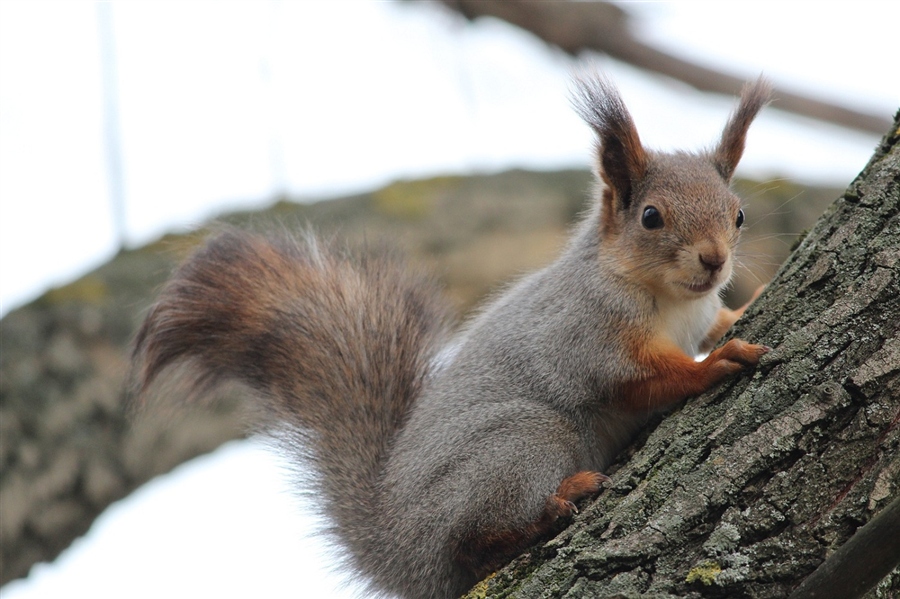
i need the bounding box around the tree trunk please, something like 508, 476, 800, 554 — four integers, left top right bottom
464, 115, 900, 598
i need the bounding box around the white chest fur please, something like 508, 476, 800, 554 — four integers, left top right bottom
656, 294, 721, 357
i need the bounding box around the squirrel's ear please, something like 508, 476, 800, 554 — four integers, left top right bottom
714, 77, 772, 181
572, 75, 647, 216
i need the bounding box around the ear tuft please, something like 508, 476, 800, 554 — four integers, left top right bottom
714, 77, 772, 181
572, 74, 648, 211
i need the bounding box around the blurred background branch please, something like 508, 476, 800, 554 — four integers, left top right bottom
439, 0, 892, 134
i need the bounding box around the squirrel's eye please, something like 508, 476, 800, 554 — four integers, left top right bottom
641, 206, 664, 230
736, 209, 745, 228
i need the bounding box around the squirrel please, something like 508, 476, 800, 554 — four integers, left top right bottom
131, 74, 772, 599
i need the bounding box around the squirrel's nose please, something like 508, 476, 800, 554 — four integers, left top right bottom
699, 252, 726, 274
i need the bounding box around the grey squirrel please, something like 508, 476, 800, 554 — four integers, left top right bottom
132, 74, 772, 599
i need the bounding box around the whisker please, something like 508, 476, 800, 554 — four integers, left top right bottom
748, 189, 806, 228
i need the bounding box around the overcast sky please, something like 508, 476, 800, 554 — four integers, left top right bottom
1, 1, 896, 317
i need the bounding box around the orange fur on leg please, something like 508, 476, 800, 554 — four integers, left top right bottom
622, 338, 769, 412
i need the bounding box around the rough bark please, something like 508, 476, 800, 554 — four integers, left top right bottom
438, 0, 892, 135
464, 115, 900, 598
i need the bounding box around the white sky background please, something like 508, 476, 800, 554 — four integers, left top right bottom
0, 1, 897, 598
1, 1, 897, 317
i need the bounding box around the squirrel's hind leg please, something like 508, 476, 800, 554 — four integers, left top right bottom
552, 470, 611, 515
458, 470, 609, 580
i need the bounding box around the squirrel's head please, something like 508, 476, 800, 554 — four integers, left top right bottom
573, 75, 771, 301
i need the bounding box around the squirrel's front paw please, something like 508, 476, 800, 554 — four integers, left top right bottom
704, 339, 770, 383
716, 338, 771, 366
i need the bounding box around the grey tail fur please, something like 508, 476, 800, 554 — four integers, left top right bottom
130, 228, 453, 577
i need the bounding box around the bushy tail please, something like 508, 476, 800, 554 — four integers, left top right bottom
131, 229, 452, 568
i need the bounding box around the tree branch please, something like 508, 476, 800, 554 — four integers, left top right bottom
439, 0, 892, 135
789, 495, 900, 599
